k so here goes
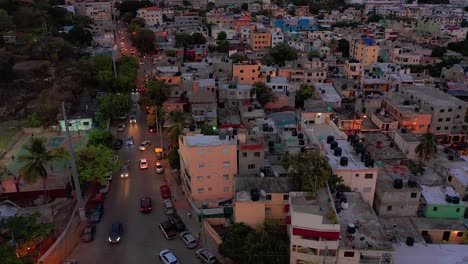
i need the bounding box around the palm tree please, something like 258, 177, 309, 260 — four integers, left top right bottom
18, 137, 61, 200
166, 109, 188, 145
415, 133, 438, 161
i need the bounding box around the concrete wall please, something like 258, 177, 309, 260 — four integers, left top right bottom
233, 200, 265, 227
373, 187, 420, 217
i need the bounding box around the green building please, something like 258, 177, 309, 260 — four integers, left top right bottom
421, 185, 466, 219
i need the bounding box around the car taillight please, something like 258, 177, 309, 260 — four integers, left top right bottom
140, 208, 144, 211
149, 207, 152, 210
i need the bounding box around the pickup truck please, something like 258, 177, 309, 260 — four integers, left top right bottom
159, 221, 177, 240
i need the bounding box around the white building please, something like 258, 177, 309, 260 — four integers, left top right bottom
137, 7, 163, 27
270, 27, 284, 47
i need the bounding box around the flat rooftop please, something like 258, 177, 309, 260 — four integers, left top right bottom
234, 176, 294, 194
372, 111, 397, 123
338, 192, 393, 251
449, 168, 468, 186
290, 189, 335, 224
380, 217, 424, 244
385, 94, 432, 116
315, 83, 341, 104
395, 128, 420, 142
393, 243, 468, 264
401, 85, 467, 107
378, 165, 421, 191
410, 217, 466, 231
324, 139, 369, 170
184, 135, 237, 147
420, 185, 466, 205
358, 133, 405, 161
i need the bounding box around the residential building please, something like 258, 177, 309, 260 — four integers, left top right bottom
174, 15, 200, 27
233, 62, 262, 85
188, 89, 217, 124
270, 27, 284, 47
374, 164, 421, 217
206, 13, 236, 30
350, 38, 379, 65
179, 135, 237, 201
344, 60, 364, 80
337, 192, 393, 264
287, 190, 340, 264
400, 86, 467, 138
265, 77, 292, 94
382, 94, 432, 134
250, 26, 272, 51
75, 1, 112, 20
237, 129, 264, 175
218, 83, 253, 110
136, 7, 163, 26
58, 97, 97, 132
369, 110, 399, 134
314, 83, 342, 108
446, 168, 468, 201
234, 176, 293, 227
420, 185, 467, 219
392, 128, 420, 160
411, 217, 467, 244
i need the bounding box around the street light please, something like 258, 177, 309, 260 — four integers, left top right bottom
61, 102, 87, 221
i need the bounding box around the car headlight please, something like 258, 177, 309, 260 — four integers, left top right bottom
117, 237, 120, 241
108, 237, 112, 242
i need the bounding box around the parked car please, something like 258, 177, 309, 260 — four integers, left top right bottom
155, 162, 164, 174
169, 215, 186, 232
139, 140, 151, 151
104, 171, 113, 181
126, 136, 134, 146
162, 199, 175, 215
180, 231, 197, 249
139, 159, 148, 169
159, 249, 179, 264
99, 181, 110, 194
89, 203, 104, 223
195, 248, 217, 264
117, 124, 125, 132
120, 164, 129, 178
140, 197, 152, 213
160, 185, 171, 199
114, 139, 123, 149
159, 221, 177, 240
81, 224, 96, 242
108, 222, 123, 244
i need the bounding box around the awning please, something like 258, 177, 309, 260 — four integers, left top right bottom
292, 227, 340, 240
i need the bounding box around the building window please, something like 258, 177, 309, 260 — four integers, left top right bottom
197, 176, 203, 182
363, 187, 372, 193
199, 163, 204, 168
448, 108, 452, 112
208, 187, 212, 191
83, 121, 90, 126
444, 126, 448, 130
223, 161, 230, 167
240, 70, 244, 73
440, 109, 444, 113
457, 232, 463, 237
436, 127, 441, 131
207, 175, 211, 179
198, 188, 204, 193
254, 152, 260, 157
198, 150, 204, 155
224, 174, 229, 180
433, 207, 438, 212
355, 174, 359, 177
265, 207, 271, 214
242, 152, 247, 157
438, 118, 443, 122
365, 174, 373, 179
387, 206, 392, 211
411, 192, 417, 198
248, 164, 255, 169
456, 208, 461, 213
266, 194, 272, 200
223, 186, 230, 192
283, 194, 289, 200
344, 251, 355, 257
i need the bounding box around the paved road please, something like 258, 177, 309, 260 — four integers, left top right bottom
66, 61, 204, 263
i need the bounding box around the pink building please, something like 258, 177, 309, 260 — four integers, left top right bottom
179, 135, 238, 201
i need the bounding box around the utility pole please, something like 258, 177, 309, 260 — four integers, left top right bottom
112, 46, 118, 78
62, 102, 87, 221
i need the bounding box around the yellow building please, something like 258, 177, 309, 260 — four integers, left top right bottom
351, 39, 380, 65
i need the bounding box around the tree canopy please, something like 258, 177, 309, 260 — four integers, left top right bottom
217, 31, 227, 41
88, 129, 114, 148
282, 150, 333, 196
143, 79, 170, 107
168, 146, 180, 170
219, 222, 289, 264
250, 82, 277, 106
0, 9, 14, 32
76, 144, 119, 183
95, 93, 133, 125
266, 43, 298, 65
131, 28, 155, 53
295, 84, 315, 108
415, 133, 438, 161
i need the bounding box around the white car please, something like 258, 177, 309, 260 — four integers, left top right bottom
162, 199, 175, 215
139, 141, 151, 151
156, 162, 164, 174
104, 171, 113, 181
180, 231, 198, 249
99, 181, 110, 194
139, 159, 148, 169
117, 124, 125, 132
195, 248, 217, 264
159, 249, 179, 264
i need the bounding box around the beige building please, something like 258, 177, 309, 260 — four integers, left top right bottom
75, 1, 112, 20
344, 60, 363, 80
350, 39, 379, 66
136, 7, 163, 26
237, 130, 264, 175
233, 62, 263, 85
447, 168, 468, 200
179, 135, 237, 201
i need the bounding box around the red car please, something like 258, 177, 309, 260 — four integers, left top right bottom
160, 185, 172, 199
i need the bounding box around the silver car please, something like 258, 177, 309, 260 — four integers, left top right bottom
156, 162, 164, 174
162, 199, 175, 215
139, 140, 151, 151
180, 231, 198, 249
